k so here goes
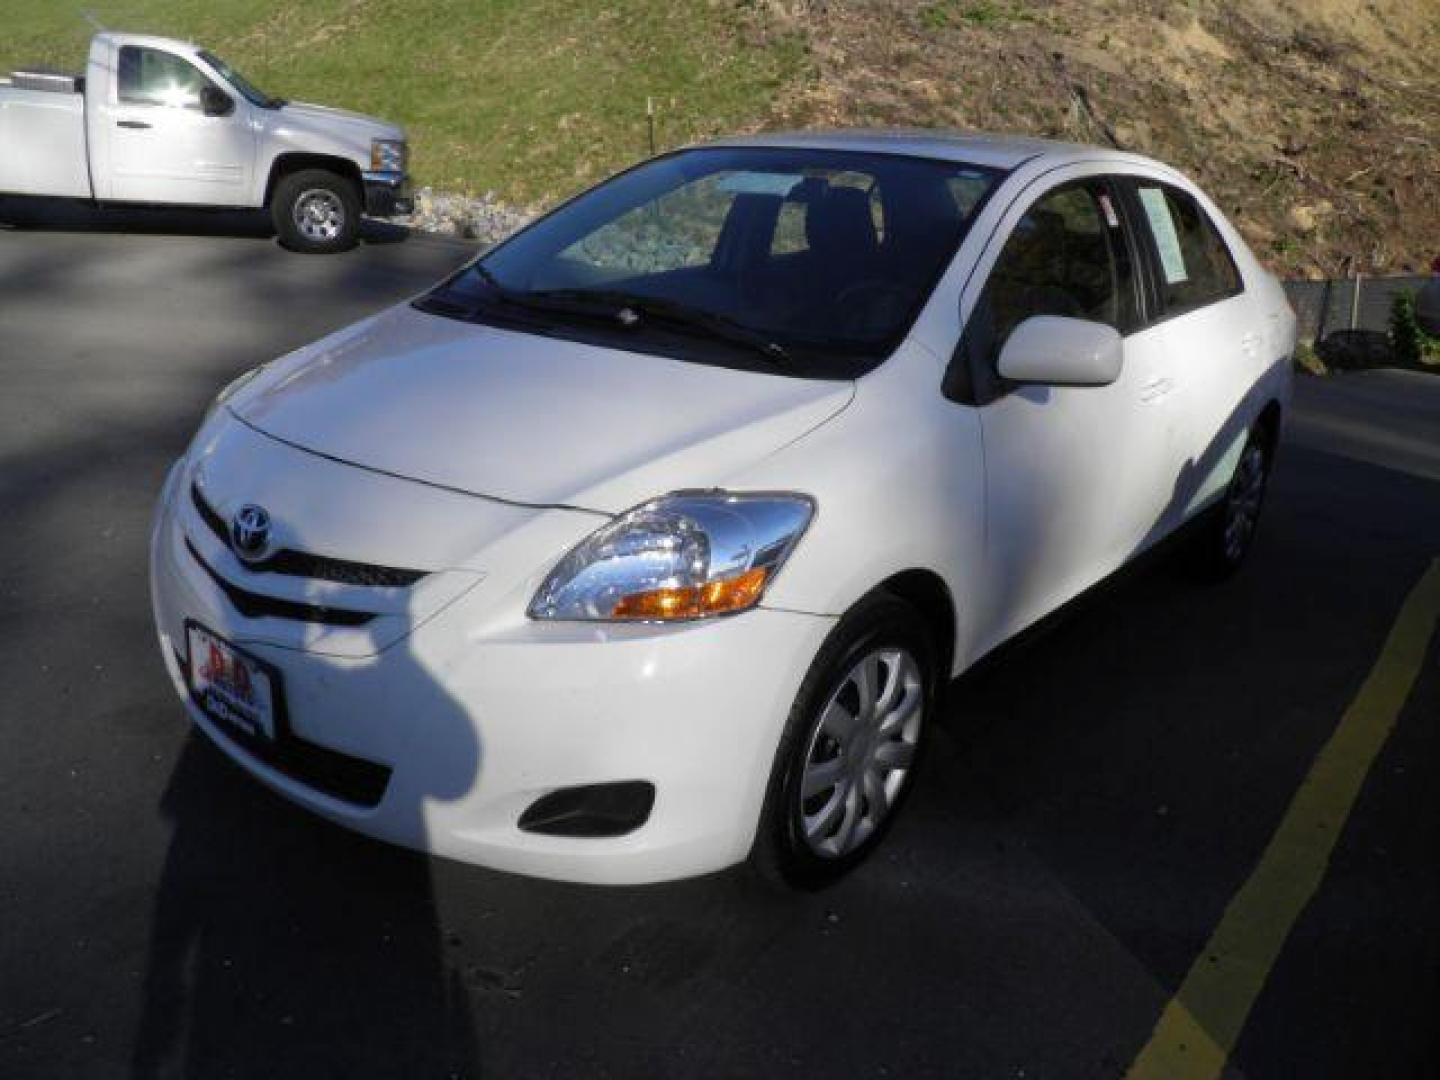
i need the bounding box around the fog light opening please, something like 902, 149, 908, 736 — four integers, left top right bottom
517, 781, 656, 838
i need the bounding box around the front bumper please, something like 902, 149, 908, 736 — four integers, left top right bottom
361, 169, 413, 217
148, 462, 835, 884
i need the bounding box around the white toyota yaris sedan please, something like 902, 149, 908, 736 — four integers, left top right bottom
150, 131, 1294, 886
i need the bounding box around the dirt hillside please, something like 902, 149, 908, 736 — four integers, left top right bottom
750, 0, 1440, 278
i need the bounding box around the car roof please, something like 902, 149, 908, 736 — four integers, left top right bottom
704, 128, 1163, 173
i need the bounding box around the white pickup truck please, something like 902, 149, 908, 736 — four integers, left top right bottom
0, 32, 412, 252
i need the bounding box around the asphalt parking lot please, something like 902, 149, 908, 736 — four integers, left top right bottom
2, 207, 1437, 1079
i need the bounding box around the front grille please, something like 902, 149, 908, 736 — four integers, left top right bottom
185, 539, 376, 627
191, 484, 427, 589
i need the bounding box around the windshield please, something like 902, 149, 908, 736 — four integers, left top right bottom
419, 147, 1002, 378
198, 50, 282, 108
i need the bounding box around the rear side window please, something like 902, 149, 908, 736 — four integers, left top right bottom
967, 182, 1135, 368
117, 46, 210, 109
1134, 183, 1241, 315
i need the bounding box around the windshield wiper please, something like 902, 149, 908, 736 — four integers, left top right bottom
424, 267, 647, 333
430, 271, 791, 366
525, 287, 792, 366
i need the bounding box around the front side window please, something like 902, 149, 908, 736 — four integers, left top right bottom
967, 182, 1134, 371
420, 147, 1002, 378
1134, 183, 1241, 315
117, 46, 211, 109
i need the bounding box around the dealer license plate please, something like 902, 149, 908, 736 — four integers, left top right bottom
186, 622, 277, 742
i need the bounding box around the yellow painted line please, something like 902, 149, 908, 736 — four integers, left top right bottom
1127, 558, 1440, 1080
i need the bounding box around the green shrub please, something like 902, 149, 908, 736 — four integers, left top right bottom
1392, 292, 1422, 366
1391, 291, 1440, 368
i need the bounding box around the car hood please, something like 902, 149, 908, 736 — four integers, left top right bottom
231, 304, 855, 514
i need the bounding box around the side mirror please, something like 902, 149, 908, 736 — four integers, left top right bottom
200, 85, 234, 117
997, 316, 1123, 387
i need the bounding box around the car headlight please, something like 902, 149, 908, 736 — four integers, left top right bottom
528, 493, 814, 622
370, 138, 407, 173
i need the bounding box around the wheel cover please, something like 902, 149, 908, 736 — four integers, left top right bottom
1223, 443, 1268, 561
292, 189, 345, 242
798, 646, 924, 859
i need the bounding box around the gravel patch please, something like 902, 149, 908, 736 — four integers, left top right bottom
396, 187, 533, 245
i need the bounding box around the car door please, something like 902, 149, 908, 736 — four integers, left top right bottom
1122, 178, 1257, 526
101, 44, 253, 206
953, 173, 1182, 653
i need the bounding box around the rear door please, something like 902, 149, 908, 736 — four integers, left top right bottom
956, 173, 1178, 650
1121, 178, 1256, 526
98, 44, 254, 205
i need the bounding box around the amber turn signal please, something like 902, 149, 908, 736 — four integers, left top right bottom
610, 566, 770, 621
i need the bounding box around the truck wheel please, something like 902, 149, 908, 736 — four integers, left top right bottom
271, 170, 360, 254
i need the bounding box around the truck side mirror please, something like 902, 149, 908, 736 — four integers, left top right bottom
200, 85, 234, 117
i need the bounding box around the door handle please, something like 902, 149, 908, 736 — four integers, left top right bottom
1240, 332, 1262, 358
116, 120, 152, 130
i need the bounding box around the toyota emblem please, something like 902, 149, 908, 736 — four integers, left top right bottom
230, 504, 272, 562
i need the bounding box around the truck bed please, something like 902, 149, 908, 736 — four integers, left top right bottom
0, 83, 91, 198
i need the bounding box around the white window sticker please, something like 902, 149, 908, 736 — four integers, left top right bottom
1139, 187, 1189, 285
716, 171, 804, 197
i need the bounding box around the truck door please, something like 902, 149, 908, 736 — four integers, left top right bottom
98, 44, 253, 206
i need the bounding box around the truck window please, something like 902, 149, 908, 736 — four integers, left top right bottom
117, 46, 211, 110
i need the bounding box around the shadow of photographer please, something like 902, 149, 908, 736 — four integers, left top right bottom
131, 728, 477, 1078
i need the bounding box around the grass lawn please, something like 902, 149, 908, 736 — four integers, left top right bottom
1, 1, 807, 204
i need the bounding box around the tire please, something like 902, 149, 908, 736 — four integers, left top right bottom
750, 592, 937, 889
271, 169, 360, 253
1191, 423, 1273, 580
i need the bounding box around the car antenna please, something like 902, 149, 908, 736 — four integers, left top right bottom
79, 9, 106, 31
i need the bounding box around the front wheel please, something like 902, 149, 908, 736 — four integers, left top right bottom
751, 592, 936, 888
271, 169, 360, 254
